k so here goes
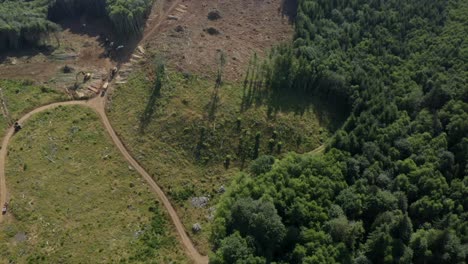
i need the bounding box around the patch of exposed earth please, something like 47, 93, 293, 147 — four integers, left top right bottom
144, 0, 294, 81
0, 18, 113, 90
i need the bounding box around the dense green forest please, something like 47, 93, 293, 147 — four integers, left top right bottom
0, 0, 152, 50
212, 0, 467, 263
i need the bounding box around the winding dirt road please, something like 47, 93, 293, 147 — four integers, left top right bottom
0, 95, 208, 264
0, 1, 211, 262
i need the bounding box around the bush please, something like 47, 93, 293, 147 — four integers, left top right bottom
207, 10, 222, 20
250, 155, 275, 176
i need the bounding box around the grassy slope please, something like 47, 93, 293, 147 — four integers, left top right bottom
0, 106, 188, 263
107, 70, 335, 253
0, 79, 66, 140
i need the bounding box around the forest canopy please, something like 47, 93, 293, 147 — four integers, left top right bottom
0, 0, 153, 50
212, 0, 468, 263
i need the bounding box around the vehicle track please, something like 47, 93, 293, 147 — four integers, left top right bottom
0, 2, 207, 262
0, 96, 208, 264
141, 0, 183, 43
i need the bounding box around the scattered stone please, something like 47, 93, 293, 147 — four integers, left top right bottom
218, 185, 226, 193
14, 232, 27, 242
128, 166, 134, 171
192, 223, 202, 233
208, 10, 222, 20
62, 65, 74, 73
182, 71, 192, 79
204, 27, 221, 35
134, 230, 144, 238
191, 196, 209, 208
168, 15, 180, 20
174, 25, 185, 33
8, 57, 17, 65
206, 206, 216, 221
137, 45, 145, 54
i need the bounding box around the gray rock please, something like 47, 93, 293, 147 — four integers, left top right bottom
192, 223, 202, 233
14, 232, 27, 242
191, 196, 209, 208
206, 206, 216, 221
134, 230, 144, 238
218, 185, 226, 193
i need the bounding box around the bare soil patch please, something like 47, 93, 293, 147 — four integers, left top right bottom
0, 18, 113, 89
144, 0, 294, 81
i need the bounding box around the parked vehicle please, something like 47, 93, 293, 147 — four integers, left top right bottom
2, 202, 7, 215
14, 122, 21, 133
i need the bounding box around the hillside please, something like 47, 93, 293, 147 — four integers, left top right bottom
211, 0, 468, 263
0, 106, 187, 263
105, 0, 339, 254
0, 0, 466, 263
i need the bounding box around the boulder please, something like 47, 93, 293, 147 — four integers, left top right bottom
191, 196, 209, 208
192, 223, 202, 233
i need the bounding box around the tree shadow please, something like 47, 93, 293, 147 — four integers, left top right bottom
241, 82, 347, 133
240, 76, 266, 112
267, 89, 347, 132
205, 52, 226, 123
280, 0, 298, 23
55, 17, 144, 65
139, 63, 165, 133
0, 46, 54, 64
0, 13, 146, 68
0, 16, 109, 62
139, 84, 161, 133
207, 86, 220, 123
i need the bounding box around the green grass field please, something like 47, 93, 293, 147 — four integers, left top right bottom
106, 68, 340, 253
0, 105, 188, 263
0, 79, 66, 140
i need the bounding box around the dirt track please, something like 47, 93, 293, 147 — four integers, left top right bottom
0, 1, 209, 262
0, 95, 208, 264
0, 0, 296, 261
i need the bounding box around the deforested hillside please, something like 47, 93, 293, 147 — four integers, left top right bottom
0, 0, 152, 50
211, 0, 467, 263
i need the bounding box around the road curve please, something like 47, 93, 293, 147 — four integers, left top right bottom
0, 97, 208, 264
0, 2, 210, 262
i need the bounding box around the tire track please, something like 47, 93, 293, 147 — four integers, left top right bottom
0, 97, 208, 264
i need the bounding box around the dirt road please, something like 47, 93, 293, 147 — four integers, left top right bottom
0, 2, 211, 262
141, 0, 183, 43
0, 96, 208, 264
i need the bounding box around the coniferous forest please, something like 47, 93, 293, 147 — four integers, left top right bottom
0, 0, 152, 50
211, 0, 467, 263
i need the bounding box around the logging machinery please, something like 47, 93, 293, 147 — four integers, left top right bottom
2, 202, 8, 215
74, 71, 92, 89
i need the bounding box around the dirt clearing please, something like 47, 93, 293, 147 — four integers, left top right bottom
0, 18, 113, 89
144, 0, 294, 81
